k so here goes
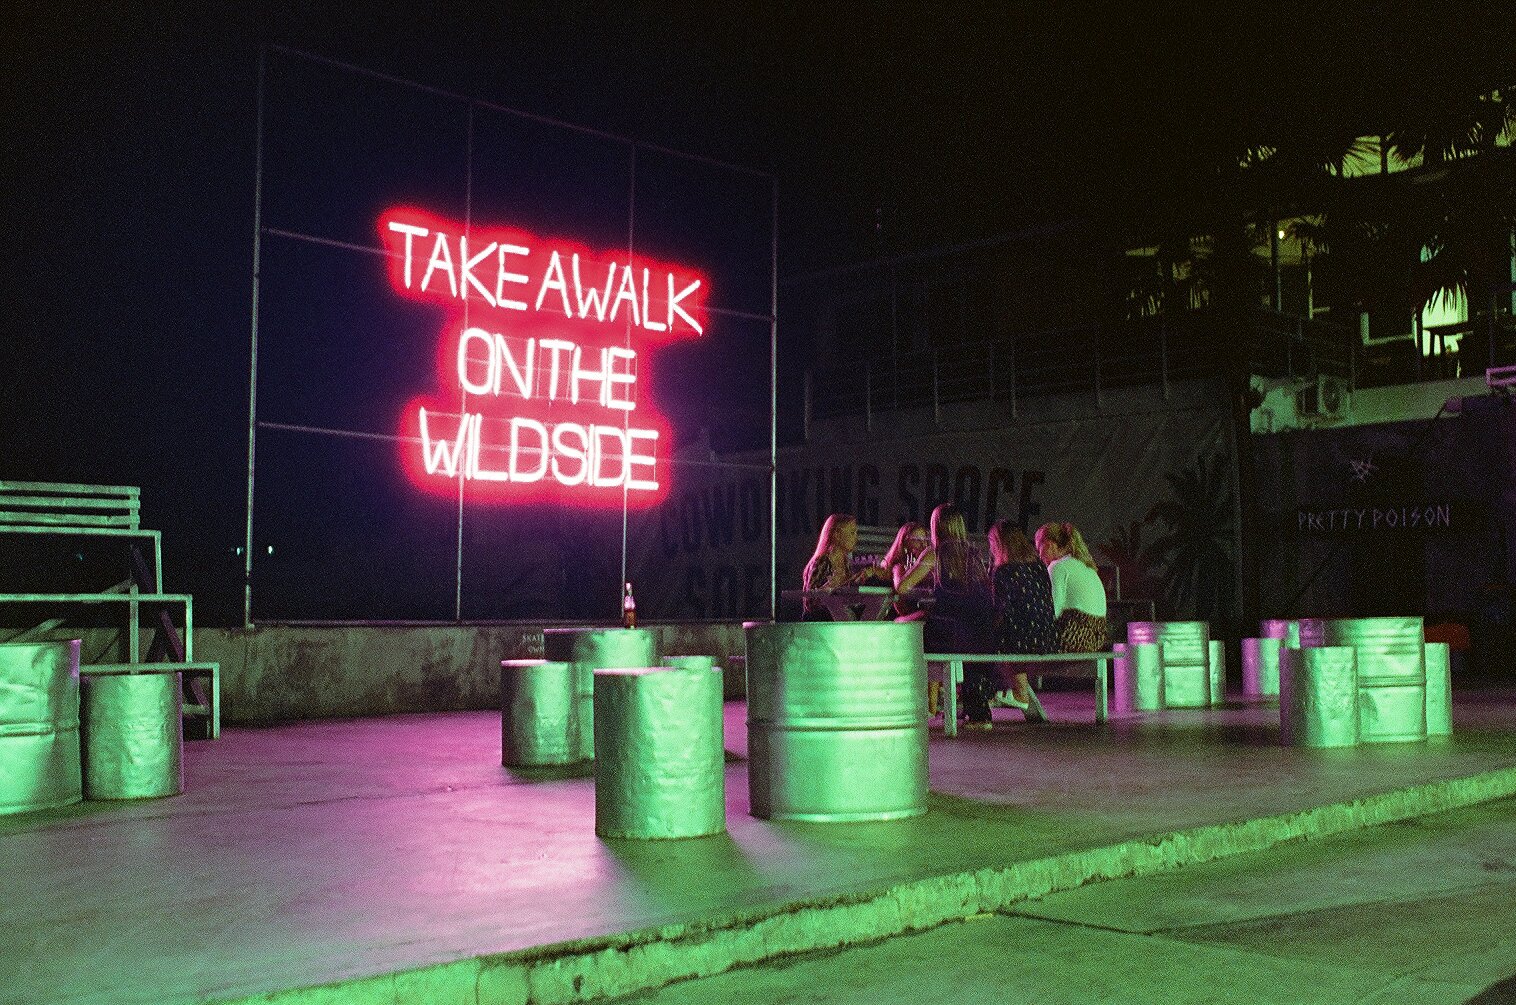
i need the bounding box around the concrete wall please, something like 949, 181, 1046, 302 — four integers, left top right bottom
185, 621, 749, 725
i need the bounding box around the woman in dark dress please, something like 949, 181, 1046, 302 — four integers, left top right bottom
985, 520, 1055, 721
907, 504, 996, 729
880, 521, 930, 617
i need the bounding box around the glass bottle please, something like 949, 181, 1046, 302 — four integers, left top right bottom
621, 582, 637, 629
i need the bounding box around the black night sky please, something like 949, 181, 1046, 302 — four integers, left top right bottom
5, 4, 1512, 621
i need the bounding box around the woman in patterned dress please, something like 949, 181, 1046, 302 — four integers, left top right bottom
985, 521, 1055, 719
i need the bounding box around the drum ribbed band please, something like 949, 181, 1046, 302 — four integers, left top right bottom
1128, 622, 1211, 708
744, 621, 927, 822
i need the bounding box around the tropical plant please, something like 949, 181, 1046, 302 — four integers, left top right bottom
1145, 453, 1237, 624
1095, 519, 1159, 601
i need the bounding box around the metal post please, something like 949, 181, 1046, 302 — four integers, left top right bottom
1414, 312, 1423, 380
769, 175, 779, 623
243, 48, 267, 630
1160, 317, 1170, 400
456, 100, 475, 623
622, 143, 637, 605
1271, 222, 1282, 312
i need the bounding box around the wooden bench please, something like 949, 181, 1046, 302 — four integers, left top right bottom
925, 651, 1121, 734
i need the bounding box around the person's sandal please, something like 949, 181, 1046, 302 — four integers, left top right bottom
988, 689, 1029, 711
1023, 689, 1048, 722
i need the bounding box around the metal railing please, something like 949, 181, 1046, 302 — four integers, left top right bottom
805, 309, 1366, 424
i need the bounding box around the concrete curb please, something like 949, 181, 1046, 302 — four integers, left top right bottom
230, 763, 1516, 1005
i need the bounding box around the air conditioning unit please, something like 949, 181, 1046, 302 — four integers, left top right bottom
1295, 375, 1351, 421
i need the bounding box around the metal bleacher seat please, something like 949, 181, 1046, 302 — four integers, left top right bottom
0, 480, 219, 738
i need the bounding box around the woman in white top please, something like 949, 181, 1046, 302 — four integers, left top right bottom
1034, 521, 1109, 652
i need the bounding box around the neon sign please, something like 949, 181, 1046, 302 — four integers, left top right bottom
380, 208, 707, 507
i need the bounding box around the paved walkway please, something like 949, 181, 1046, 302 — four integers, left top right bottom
2, 690, 1514, 1005
608, 797, 1516, 1004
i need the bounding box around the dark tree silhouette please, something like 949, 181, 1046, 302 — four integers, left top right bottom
1146, 453, 1237, 624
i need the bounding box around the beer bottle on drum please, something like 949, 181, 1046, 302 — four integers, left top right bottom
622, 582, 637, 629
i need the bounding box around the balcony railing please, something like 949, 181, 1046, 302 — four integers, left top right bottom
805, 308, 1394, 425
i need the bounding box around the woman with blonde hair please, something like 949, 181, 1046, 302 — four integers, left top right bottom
1035, 521, 1109, 652
801, 513, 886, 619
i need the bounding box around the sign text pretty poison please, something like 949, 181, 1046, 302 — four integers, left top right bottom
380, 208, 708, 507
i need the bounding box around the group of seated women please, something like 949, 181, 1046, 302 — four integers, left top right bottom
801, 506, 1109, 730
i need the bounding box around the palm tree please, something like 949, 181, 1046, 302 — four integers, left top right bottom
1145, 453, 1237, 625
1273, 87, 1516, 369
1096, 519, 1160, 601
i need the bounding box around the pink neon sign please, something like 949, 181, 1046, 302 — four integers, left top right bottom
380, 208, 707, 508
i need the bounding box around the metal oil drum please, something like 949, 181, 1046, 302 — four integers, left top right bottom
0, 640, 83, 814
80, 666, 183, 800
1112, 641, 1163, 715
744, 621, 927, 822
1300, 617, 1426, 744
663, 655, 718, 674
593, 666, 726, 839
544, 628, 657, 761
1208, 639, 1226, 705
1423, 642, 1453, 737
1128, 622, 1211, 708
1242, 637, 1282, 700
1279, 646, 1358, 748
1261, 619, 1301, 648
500, 659, 579, 766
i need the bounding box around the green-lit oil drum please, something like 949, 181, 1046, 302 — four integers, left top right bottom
664, 655, 718, 673
1111, 642, 1130, 715
1242, 637, 1282, 700
1423, 642, 1453, 737
544, 628, 658, 761
1261, 619, 1301, 648
593, 666, 726, 839
500, 660, 579, 766
0, 640, 82, 815
1279, 646, 1358, 748
80, 667, 183, 800
744, 621, 927, 822
1112, 641, 1163, 715
1128, 622, 1211, 708
1208, 639, 1226, 705
1300, 617, 1426, 744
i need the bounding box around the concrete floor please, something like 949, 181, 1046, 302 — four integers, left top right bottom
609, 797, 1516, 1004
2, 690, 1515, 1005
